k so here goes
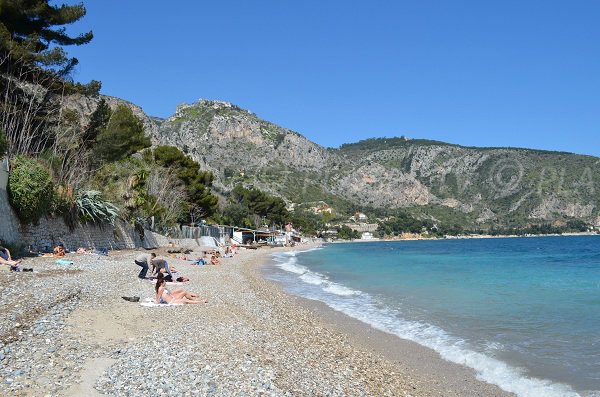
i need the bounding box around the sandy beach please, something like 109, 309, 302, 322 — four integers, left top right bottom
0, 245, 514, 397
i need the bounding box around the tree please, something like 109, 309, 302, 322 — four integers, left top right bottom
0, 1, 96, 157
336, 225, 359, 240
0, 0, 93, 78
83, 98, 111, 146
94, 105, 151, 162
152, 145, 218, 219
230, 185, 289, 225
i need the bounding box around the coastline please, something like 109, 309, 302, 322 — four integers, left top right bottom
0, 244, 514, 396
256, 246, 514, 397
331, 231, 600, 243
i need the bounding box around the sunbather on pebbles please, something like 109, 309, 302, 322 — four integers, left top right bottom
154, 273, 207, 304
0, 246, 21, 270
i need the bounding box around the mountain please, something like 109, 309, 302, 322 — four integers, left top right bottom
67, 96, 600, 229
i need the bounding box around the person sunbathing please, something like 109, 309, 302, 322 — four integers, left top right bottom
0, 246, 21, 270
53, 244, 66, 257
154, 274, 207, 304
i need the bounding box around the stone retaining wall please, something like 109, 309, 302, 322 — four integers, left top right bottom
18, 218, 200, 252
0, 157, 210, 252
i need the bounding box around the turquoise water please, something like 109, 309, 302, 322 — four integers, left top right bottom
265, 236, 600, 397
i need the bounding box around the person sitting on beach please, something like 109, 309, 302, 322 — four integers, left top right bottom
154, 273, 207, 304
223, 246, 233, 258
53, 244, 66, 257
210, 255, 220, 265
134, 252, 156, 279
0, 246, 21, 271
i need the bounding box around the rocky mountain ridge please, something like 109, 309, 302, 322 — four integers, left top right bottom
65, 95, 600, 229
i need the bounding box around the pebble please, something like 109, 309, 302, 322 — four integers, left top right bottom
0, 249, 437, 397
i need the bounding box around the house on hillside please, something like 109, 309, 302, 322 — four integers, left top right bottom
352, 212, 367, 222
361, 231, 376, 240
309, 202, 333, 215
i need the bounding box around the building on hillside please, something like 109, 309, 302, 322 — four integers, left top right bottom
361, 231, 376, 240
309, 202, 333, 215
343, 222, 378, 233
355, 212, 368, 221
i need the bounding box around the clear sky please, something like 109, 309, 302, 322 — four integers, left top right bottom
63, 1, 600, 156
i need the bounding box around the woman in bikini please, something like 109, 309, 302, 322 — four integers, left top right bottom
154, 273, 207, 304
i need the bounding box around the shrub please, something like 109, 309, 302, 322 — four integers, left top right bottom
8, 156, 54, 223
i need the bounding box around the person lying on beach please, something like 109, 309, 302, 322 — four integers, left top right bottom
154, 273, 207, 304
0, 246, 21, 270
210, 255, 220, 265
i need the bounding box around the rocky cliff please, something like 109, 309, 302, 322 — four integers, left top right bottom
67, 96, 600, 229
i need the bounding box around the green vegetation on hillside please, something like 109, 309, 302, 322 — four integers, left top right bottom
94, 105, 151, 162
338, 137, 454, 154
221, 185, 288, 228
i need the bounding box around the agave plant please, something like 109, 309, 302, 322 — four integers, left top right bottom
76, 190, 119, 225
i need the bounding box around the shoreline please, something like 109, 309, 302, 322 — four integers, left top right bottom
0, 244, 517, 396
257, 246, 514, 397
331, 231, 600, 243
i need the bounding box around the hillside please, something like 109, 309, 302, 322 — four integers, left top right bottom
62, 96, 600, 230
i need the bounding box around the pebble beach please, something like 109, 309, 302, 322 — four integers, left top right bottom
0, 246, 514, 397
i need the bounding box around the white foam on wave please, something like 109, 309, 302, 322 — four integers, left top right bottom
275, 256, 360, 296
271, 250, 585, 396
276, 256, 308, 275
322, 283, 361, 296
325, 296, 582, 397
299, 272, 326, 285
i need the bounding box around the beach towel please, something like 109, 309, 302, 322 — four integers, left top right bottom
144, 279, 185, 286
55, 259, 74, 265
140, 298, 181, 307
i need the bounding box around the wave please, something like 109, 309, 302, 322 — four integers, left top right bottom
270, 252, 584, 397
272, 252, 360, 298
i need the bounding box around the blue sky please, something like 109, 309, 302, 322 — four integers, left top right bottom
64, 1, 600, 156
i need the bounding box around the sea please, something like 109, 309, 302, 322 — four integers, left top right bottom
263, 236, 600, 397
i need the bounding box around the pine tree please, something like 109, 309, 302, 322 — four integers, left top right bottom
0, 0, 93, 77
94, 105, 151, 162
